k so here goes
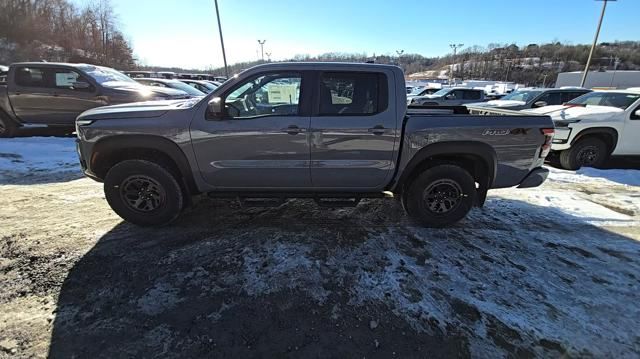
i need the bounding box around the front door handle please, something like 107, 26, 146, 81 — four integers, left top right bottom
368, 125, 386, 135
283, 125, 302, 135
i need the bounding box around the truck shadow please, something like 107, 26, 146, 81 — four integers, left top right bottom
48, 197, 640, 358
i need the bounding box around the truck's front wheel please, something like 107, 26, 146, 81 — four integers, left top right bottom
559, 137, 608, 170
104, 160, 184, 226
404, 165, 476, 227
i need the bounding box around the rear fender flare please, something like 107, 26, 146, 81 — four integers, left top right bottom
393, 141, 498, 193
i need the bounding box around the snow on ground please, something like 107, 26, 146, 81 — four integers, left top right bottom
549, 166, 640, 187
1, 137, 640, 358
0, 137, 79, 182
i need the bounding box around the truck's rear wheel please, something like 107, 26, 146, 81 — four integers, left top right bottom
0, 115, 17, 138
559, 137, 608, 170
104, 160, 184, 226
404, 165, 476, 227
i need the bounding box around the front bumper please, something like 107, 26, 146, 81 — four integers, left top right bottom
517, 167, 549, 188
76, 139, 102, 182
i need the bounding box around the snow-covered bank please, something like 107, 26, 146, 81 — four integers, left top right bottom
0, 137, 79, 177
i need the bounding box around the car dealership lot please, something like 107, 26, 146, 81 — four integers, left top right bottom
1, 138, 639, 358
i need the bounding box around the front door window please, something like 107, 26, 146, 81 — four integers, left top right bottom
225, 73, 301, 119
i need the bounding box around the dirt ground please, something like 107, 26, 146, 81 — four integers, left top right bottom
1, 138, 640, 358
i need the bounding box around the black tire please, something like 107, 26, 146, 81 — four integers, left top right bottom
559, 137, 608, 171
0, 113, 17, 138
403, 164, 476, 227
104, 159, 184, 226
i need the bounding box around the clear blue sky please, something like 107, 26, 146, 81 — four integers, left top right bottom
76, 0, 639, 69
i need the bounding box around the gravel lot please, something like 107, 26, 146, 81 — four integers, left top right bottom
1, 137, 639, 358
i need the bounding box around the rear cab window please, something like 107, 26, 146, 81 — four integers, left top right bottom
318, 72, 388, 115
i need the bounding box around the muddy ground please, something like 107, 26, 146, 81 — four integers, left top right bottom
1, 138, 640, 358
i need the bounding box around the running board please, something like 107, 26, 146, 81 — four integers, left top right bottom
314, 197, 361, 207
238, 197, 286, 207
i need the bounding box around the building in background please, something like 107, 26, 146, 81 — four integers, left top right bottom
556, 70, 640, 89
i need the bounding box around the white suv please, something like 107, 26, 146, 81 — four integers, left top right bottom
525, 89, 640, 170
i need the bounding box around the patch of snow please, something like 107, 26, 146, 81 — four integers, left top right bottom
549, 166, 640, 187
0, 137, 78, 175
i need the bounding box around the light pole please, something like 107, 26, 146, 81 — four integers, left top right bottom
396, 49, 404, 66
257, 40, 266, 61
449, 43, 463, 85
265, 51, 272, 62
581, 0, 616, 87
213, 0, 228, 78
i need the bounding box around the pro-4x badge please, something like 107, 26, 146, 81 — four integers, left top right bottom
482, 129, 510, 136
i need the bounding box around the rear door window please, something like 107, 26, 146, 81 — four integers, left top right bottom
537, 92, 563, 105
463, 90, 482, 100
319, 72, 387, 115
15, 67, 49, 87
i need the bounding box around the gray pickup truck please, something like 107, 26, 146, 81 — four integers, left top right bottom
75, 62, 554, 227
0, 62, 191, 137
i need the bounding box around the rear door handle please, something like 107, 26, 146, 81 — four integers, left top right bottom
368, 125, 386, 135
283, 125, 302, 135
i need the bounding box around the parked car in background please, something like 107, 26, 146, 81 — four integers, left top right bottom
75, 62, 553, 227
409, 87, 486, 106
134, 78, 206, 97
123, 70, 159, 78
179, 79, 218, 94
157, 71, 176, 79
407, 86, 441, 103
0, 65, 8, 83
524, 89, 640, 170
469, 88, 591, 110
0, 62, 191, 137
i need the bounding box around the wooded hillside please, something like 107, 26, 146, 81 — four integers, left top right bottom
0, 0, 135, 69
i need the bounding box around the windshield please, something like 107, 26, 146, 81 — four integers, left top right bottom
167, 81, 205, 96
567, 92, 640, 109
501, 90, 543, 102
432, 88, 451, 97
199, 81, 218, 91
80, 65, 138, 87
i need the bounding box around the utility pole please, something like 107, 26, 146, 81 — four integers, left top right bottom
396, 49, 404, 66
257, 40, 266, 61
581, 0, 616, 87
449, 43, 463, 85
214, 0, 229, 78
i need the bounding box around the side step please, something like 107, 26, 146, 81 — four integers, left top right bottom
207, 191, 394, 208
238, 197, 286, 207
314, 197, 361, 208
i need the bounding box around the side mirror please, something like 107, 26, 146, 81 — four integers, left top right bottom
533, 101, 548, 108
72, 81, 90, 89
634, 109, 640, 118
206, 97, 224, 119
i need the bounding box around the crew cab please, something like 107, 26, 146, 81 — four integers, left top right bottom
75, 62, 554, 227
525, 89, 640, 170
0, 62, 191, 137
469, 87, 591, 111
408, 87, 486, 106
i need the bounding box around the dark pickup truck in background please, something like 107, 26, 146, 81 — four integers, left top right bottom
0, 62, 192, 137
75, 62, 555, 227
